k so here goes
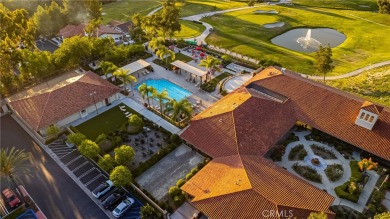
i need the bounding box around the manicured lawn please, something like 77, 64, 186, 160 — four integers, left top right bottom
75, 104, 137, 140
292, 0, 378, 10
102, 0, 161, 23
326, 65, 390, 107
202, 5, 390, 76
177, 0, 248, 17
175, 20, 206, 39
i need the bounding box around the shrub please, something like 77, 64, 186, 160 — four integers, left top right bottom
128, 114, 144, 127
78, 140, 100, 158
325, 164, 343, 182
114, 145, 135, 165
67, 133, 87, 146
173, 194, 186, 207
292, 163, 322, 183
170, 134, 182, 146
95, 133, 107, 143
46, 124, 61, 138
190, 167, 199, 175
176, 179, 186, 187
350, 161, 363, 182
288, 144, 305, 160
186, 172, 194, 180
99, 139, 115, 153
98, 154, 115, 173
168, 186, 181, 198
334, 181, 360, 203
109, 165, 132, 187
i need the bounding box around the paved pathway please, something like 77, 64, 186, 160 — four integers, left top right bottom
275, 130, 379, 212
147, 6, 162, 16
308, 61, 390, 80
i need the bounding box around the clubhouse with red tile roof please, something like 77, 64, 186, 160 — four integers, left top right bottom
180, 66, 390, 219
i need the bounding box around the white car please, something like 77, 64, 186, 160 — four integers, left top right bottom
92, 180, 113, 198
112, 197, 135, 218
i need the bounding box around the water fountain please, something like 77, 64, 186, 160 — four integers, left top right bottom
296, 29, 322, 50
304, 155, 327, 171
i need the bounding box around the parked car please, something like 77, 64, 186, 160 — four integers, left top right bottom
92, 180, 113, 198
101, 190, 126, 210
112, 197, 135, 218
2, 188, 21, 208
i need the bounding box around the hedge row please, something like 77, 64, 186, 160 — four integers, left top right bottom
335, 181, 360, 203
132, 144, 177, 177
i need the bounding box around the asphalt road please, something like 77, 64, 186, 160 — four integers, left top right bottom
0, 115, 108, 219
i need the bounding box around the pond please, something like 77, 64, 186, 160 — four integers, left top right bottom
271, 28, 346, 52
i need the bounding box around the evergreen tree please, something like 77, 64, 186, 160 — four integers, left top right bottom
378, 0, 390, 14
315, 44, 334, 83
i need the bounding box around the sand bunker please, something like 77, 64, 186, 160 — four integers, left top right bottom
254, 10, 278, 14
264, 22, 285, 28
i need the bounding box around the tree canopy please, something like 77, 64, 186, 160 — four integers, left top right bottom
98, 154, 115, 173
315, 44, 334, 82
114, 145, 135, 166
109, 165, 132, 187
0, 147, 31, 186
78, 140, 100, 158
67, 133, 87, 146
378, 0, 390, 14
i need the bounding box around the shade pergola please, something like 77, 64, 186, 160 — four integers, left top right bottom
122, 59, 151, 77
171, 60, 207, 84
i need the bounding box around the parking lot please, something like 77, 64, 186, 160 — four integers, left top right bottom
0, 182, 22, 217
48, 138, 143, 219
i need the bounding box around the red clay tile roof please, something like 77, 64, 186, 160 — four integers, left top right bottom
58, 24, 122, 38
9, 71, 120, 130
181, 66, 390, 218
361, 101, 384, 114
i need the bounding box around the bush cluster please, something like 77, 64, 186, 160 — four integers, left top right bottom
288, 144, 306, 160
325, 164, 343, 182
292, 163, 322, 183
334, 181, 360, 203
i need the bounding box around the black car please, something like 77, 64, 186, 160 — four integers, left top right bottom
101, 190, 127, 210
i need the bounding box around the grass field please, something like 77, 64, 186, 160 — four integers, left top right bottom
76, 104, 136, 140
326, 65, 390, 107
177, 0, 248, 17
292, 0, 378, 10
102, 0, 161, 23
202, 5, 390, 75
175, 20, 206, 38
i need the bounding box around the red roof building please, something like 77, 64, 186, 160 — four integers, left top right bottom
180, 66, 390, 219
8, 71, 121, 135
58, 23, 122, 39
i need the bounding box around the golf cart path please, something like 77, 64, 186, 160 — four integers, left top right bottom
307, 60, 390, 80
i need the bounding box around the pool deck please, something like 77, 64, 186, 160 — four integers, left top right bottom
126, 54, 222, 114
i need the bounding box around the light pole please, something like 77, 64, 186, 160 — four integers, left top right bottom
90, 91, 98, 114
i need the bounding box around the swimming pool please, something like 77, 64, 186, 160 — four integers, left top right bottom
135, 79, 192, 101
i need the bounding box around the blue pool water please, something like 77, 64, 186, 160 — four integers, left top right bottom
135, 79, 192, 101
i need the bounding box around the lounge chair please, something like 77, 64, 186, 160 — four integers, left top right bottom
125, 112, 130, 115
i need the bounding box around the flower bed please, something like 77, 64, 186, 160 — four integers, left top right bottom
200, 72, 232, 92
288, 144, 307, 161
310, 144, 337, 159
334, 181, 361, 203
292, 163, 322, 183
325, 164, 344, 181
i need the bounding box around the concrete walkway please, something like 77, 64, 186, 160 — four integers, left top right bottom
121, 98, 181, 134
308, 61, 390, 80
275, 130, 379, 212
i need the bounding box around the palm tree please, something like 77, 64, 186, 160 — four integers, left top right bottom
199, 56, 222, 76
156, 45, 175, 66
153, 89, 170, 115
148, 37, 165, 51
100, 61, 118, 77
164, 99, 193, 123
113, 68, 137, 93
0, 147, 31, 187
138, 83, 156, 106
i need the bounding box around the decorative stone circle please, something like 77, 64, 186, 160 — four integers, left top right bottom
311, 158, 320, 166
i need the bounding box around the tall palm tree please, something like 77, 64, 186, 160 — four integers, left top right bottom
153, 89, 170, 115
0, 147, 31, 187
164, 99, 193, 123
156, 45, 175, 66
138, 83, 156, 106
100, 61, 118, 77
148, 37, 165, 51
199, 56, 222, 76
113, 68, 137, 93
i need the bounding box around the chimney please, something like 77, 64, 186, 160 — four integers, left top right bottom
355, 101, 383, 130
